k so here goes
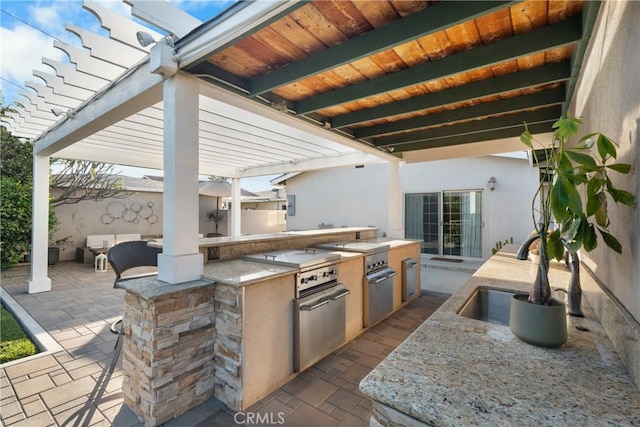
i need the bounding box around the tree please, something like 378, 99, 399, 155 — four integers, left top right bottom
50, 159, 132, 207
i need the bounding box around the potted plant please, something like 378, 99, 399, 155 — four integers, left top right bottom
205, 208, 225, 236
511, 116, 636, 347
48, 235, 74, 265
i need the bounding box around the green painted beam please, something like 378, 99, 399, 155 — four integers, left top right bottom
331, 61, 571, 128
295, 17, 582, 115
355, 87, 566, 138
563, 0, 601, 116
248, 1, 516, 96
373, 106, 562, 147
392, 121, 555, 153
187, 61, 250, 92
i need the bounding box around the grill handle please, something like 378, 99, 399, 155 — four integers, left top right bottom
329, 289, 351, 300
375, 272, 397, 283
300, 299, 330, 311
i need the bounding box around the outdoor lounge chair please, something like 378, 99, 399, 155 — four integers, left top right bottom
106, 240, 161, 372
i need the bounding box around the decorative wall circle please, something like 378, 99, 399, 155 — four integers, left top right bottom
101, 213, 114, 225
101, 201, 157, 226
122, 209, 137, 223
138, 206, 153, 219
106, 201, 127, 219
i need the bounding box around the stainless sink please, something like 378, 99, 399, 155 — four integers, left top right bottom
457, 287, 524, 326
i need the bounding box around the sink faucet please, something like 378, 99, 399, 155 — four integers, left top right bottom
516, 234, 584, 317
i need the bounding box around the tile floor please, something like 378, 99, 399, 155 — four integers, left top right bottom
1, 261, 451, 426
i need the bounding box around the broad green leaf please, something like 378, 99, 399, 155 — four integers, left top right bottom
564, 215, 582, 242
587, 177, 605, 196
586, 191, 602, 217
607, 163, 632, 174
548, 230, 565, 261
566, 150, 598, 170
595, 192, 609, 227
597, 134, 617, 161
520, 130, 533, 148
598, 228, 622, 253
579, 132, 599, 146
556, 151, 575, 174
609, 188, 638, 207
582, 223, 597, 252
551, 176, 582, 221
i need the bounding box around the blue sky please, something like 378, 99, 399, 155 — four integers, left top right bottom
0, 0, 279, 191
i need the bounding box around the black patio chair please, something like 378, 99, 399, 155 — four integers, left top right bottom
106, 240, 162, 372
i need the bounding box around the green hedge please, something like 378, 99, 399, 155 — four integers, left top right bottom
0, 178, 32, 268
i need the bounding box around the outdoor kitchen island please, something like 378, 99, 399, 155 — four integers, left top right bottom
359, 246, 640, 426
117, 228, 421, 426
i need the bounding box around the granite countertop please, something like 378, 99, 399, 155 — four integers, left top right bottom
359, 246, 640, 426
148, 227, 377, 248
366, 237, 422, 248
202, 259, 296, 287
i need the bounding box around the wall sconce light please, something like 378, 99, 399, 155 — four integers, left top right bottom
136, 31, 157, 47
488, 176, 497, 191
51, 107, 75, 119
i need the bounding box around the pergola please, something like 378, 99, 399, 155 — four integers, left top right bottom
2, 0, 599, 292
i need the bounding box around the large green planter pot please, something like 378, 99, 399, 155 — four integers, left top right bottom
509, 294, 567, 348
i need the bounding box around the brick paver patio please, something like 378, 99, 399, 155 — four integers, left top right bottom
1, 261, 449, 426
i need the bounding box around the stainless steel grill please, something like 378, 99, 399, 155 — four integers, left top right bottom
243, 248, 349, 372
316, 241, 396, 327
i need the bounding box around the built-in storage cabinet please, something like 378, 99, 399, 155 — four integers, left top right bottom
242, 274, 296, 409
388, 242, 421, 310
339, 256, 365, 342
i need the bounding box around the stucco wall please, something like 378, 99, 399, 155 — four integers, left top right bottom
285, 156, 538, 259
52, 191, 164, 261
571, 0, 640, 322
286, 164, 390, 233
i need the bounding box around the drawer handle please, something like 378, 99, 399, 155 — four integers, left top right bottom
330, 289, 351, 300
301, 299, 329, 311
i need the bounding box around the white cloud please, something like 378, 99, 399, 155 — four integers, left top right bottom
1, 25, 66, 89
29, 3, 64, 32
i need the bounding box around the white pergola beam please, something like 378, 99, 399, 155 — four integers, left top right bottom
125, 0, 201, 38
33, 60, 163, 156
238, 152, 387, 178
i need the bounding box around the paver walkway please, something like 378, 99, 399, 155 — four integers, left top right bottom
1, 261, 450, 426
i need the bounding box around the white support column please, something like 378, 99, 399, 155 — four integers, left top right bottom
387, 161, 404, 238
231, 177, 241, 237
28, 154, 52, 293
157, 73, 203, 284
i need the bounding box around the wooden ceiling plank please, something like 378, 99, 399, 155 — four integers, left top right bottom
375, 107, 561, 146
393, 121, 555, 153
356, 87, 566, 138
296, 17, 582, 115
377, 107, 562, 147
331, 60, 571, 128
351, 0, 401, 28
312, 0, 374, 38
248, 1, 516, 96
289, 4, 349, 47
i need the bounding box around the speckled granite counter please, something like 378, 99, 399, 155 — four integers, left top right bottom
148, 227, 378, 262
360, 246, 640, 426
202, 259, 295, 287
